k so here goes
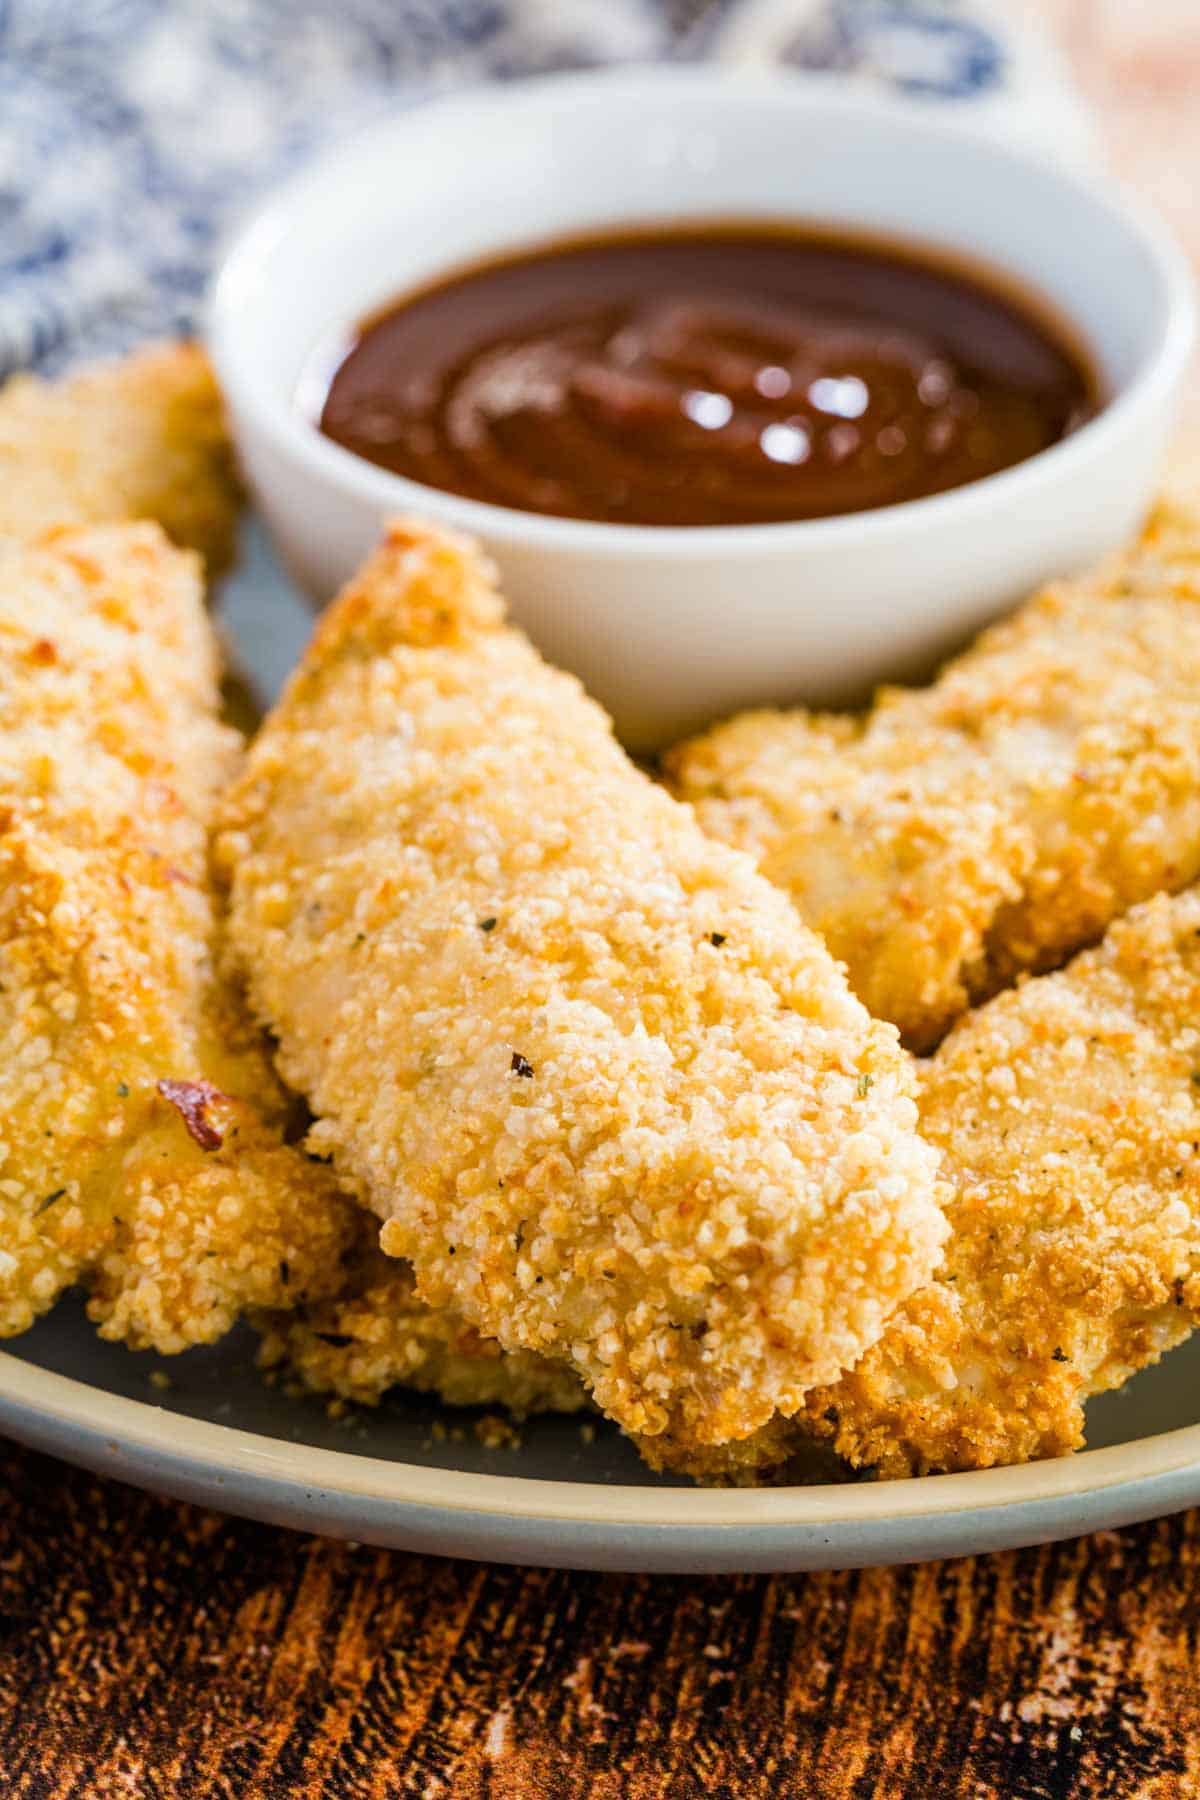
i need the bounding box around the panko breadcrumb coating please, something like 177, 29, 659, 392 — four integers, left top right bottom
219, 522, 945, 1458
0, 342, 242, 571
667, 490, 1200, 1049
256, 1228, 586, 1416
0, 523, 352, 1350
803, 890, 1200, 1475
264, 1270, 794, 1478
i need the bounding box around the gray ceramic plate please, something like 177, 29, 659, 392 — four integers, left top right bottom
3, 527, 1200, 1573
5, 1300, 1200, 1572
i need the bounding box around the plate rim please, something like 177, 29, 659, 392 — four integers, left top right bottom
4, 1346, 1200, 1567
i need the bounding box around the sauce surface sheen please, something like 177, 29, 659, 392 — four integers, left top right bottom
317, 224, 1099, 528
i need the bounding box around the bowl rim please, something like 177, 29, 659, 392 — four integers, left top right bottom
207, 64, 1197, 562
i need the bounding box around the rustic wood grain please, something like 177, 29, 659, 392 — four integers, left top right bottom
5, 8, 1200, 1796
2, 1440, 1199, 1799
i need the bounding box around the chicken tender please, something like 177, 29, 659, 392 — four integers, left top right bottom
256, 1257, 794, 1478
219, 522, 945, 1458
257, 1227, 586, 1417
256, 1243, 788, 1451
667, 492, 1200, 1049
802, 890, 1200, 1475
0, 343, 241, 571
0, 523, 351, 1350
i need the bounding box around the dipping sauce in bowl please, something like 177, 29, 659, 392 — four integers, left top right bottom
317, 222, 1099, 529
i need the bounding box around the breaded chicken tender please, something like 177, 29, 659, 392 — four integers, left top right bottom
219, 522, 945, 1458
667, 492, 1200, 1049
802, 890, 1200, 1475
0, 523, 351, 1350
256, 1258, 795, 1480
0, 343, 241, 570
257, 1227, 586, 1416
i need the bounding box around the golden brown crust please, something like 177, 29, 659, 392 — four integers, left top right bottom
220, 521, 945, 1456
804, 890, 1200, 1475
0, 342, 242, 571
0, 523, 352, 1350
256, 1230, 586, 1416
666, 491, 1200, 1049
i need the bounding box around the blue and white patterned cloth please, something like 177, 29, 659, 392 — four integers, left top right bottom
0, 0, 1091, 376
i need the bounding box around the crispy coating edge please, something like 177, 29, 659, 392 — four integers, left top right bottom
798, 890, 1200, 1476
255, 1227, 587, 1417
0, 342, 242, 571
0, 523, 351, 1351
666, 487, 1200, 1049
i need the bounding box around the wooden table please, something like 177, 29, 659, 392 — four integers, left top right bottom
6, 11, 1200, 1795
3, 1434, 1199, 1797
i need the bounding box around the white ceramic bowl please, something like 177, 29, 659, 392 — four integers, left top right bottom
209, 68, 1195, 750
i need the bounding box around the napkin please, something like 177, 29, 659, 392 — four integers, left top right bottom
0, 0, 1091, 376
